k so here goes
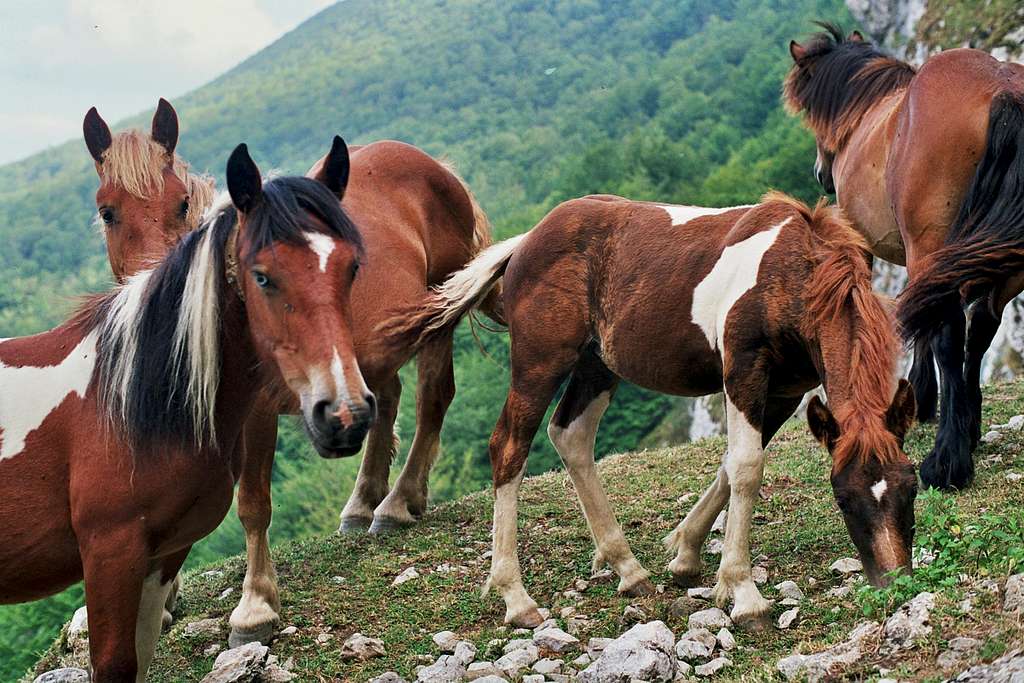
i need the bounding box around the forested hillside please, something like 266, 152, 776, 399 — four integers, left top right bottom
0, 0, 846, 677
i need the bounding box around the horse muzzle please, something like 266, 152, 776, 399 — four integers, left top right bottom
305, 393, 376, 458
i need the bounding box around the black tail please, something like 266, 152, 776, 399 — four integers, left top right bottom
898, 91, 1024, 343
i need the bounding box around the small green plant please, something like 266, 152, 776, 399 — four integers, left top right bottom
856, 489, 1024, 617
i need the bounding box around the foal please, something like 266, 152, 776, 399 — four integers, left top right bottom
83, 100, 500, 646
785, 24, 1024, 489
0, 145, 372, 681
386, 193, 917, 628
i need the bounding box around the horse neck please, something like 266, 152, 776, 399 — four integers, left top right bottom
208, 289, 261, 456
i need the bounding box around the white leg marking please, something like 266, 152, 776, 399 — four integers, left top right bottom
0, 331, 98, 461
690, 218, 790, 350
135, 571, 174, 683
305, 231, 336, 273
715, 395, 771, 624
659, 204, 753, 226
486, 466, 541, 625
871, 479, 888, 502
666, 466, 729, 579
548, 392, 650, 593
230, 528, 280, 637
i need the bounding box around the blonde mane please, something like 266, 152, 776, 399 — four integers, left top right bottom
99, 130, 216, 230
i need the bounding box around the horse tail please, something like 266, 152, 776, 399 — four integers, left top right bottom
377, 232, 528, 355
898, 91, 1024, 343
439, 159, 506, 325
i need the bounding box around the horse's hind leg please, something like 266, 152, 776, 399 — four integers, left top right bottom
965, 303, 1001, 449
665, 464, 729, 587
909, 338, 938, 423
371, 332, 455, 533
548, 349, 653, 596
923, 314, 974, 489
339, 375, 401, 532
229, 407, 281, 647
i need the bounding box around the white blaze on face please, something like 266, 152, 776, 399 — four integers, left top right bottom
690, 218, 790, 350
0, 331, 98, 461
871, 479, 888, 502
659, 204, 753, 226
305, 232, 336, 273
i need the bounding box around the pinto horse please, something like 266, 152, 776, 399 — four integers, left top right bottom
83, 101, 499, 646
384, 193, 918, 628
0, 144, 372, 681
785, 24, 1024, 490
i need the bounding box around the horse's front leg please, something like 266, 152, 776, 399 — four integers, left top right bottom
229, 407, 281, 647
712, 394, 772, 629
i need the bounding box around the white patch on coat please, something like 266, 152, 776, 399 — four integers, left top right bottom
659, 204, 753, 226
306, 232, 336, 273
0, 331, 98, 461
690, 218, 790, 350
871, 479, 888, 502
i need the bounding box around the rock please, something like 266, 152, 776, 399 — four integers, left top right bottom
533, 618, 558, 633
952, 648, 1024, 681
538, 607, 551, 620
688, 608, 731, 631
776, 621, 879, 681
668, 597, 702, 621
711, 510, 726, 534
203, 643, 223, 656
687, 587, 713, 600
503, 638, 534, 653
369, 674, 408, 683
751, 566, 768, 585
278, 625, 298, 638
591, 568, 615, 582
707, 538, 724, 555
937, 636, 984, 670
454, 641, 477, 666
567, 616, 591, 636
883, 592, 934, 648
340, 632, 386, 661
575, 578, 590, 591
184, 617, 222, 638
1004, 573, 1024, 613
67, 606, 88, 640
494, 644, 540, 677
1006, 472, 1023, 483
533, 657, 563, 674
982, 430, 1002, 444
572, 653, 593, 668
522, 675, 544, 683
432, 630, 459, 653
829, 558, 862, 575
331, 576, 345, 584
263, 662, 297, 682
577, 621, 677, 683
959, 598, 973, 614
202, 570, 225, 579
778, 608, 799, 629
316, 632, 332, 644
716, 628, 735, 651
465, 662, 505, 681
469, 677, 509, 683
775, 581, 804, 601
1007, 414, 1024, 430
535, 626, 579, 653
587, 637, 614, 659
416, 655, 467, 682
780, 598, 800, 607
675, 627, 715, 661
393, 567, 420, 585
560, 606, 577, 618
218, 587, 234, 600
675, 661, 693, 679
201, 642, 269, 683
33, 670, 90, 683
622, 604, 648, 623
694, 657, 731, 677
828, 585, 852, 599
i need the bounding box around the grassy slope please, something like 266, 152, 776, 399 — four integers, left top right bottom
35, 381, 1024, 681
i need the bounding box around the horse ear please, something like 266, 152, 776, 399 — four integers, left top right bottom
789, 40, 807, 61
151, 98, 179, 156
83, 107, 112, 164
313, 135, 350, 200
807, 396, 839, 450
848, 30, 865, 43
886, 379, 917, 441
226, 144, 262, 214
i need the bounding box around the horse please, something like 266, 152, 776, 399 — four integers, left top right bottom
784, 23, 1024, 490
0, 144, 372, 681
382, 192, 918, 628
83, 100, 501, 646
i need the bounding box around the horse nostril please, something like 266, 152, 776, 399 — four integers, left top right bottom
311, 399, 337, 433
363, 392, 377, 420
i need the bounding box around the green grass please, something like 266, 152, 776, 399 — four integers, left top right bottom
34, 380, 1024, 681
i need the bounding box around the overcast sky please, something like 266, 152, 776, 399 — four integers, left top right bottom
0, 0, 336, 165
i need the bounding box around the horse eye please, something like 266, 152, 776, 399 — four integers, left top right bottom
179, 199, 189, 219
99, 208, 115, 225
252, 271, 273, 289
351, 262, 360, 278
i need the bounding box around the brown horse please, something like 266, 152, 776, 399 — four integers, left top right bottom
384, 193, 917, 628
0, 144, 372, 681
83, 101, 499, 646
785, 24, 1024, 490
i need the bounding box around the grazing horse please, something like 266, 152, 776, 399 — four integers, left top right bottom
383, 193, 918, 628
0, 144, 372, 681
785, 24, 1024, 490
83, 101, 499, 646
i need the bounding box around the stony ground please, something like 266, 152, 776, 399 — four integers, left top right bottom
33, 381, 1024, 682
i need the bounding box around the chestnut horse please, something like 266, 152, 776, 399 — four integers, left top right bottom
83, 101, 499, 646
0, 144, 372, 681
384, 193, 917, 628
785, 24, 1024, 490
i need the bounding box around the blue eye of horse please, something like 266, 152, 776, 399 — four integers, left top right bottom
252, 271, 272, 289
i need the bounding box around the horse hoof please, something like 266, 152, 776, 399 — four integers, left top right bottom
920, 449, 974, 491
228, 622, 276, 648
369, 515, 412, 535
338, 516, 372, 534
621, 578, 656, 597
733, 611, 772, 632
670, 572, 702, 589
161, 609, 173, 630
507, 606, 545, 628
